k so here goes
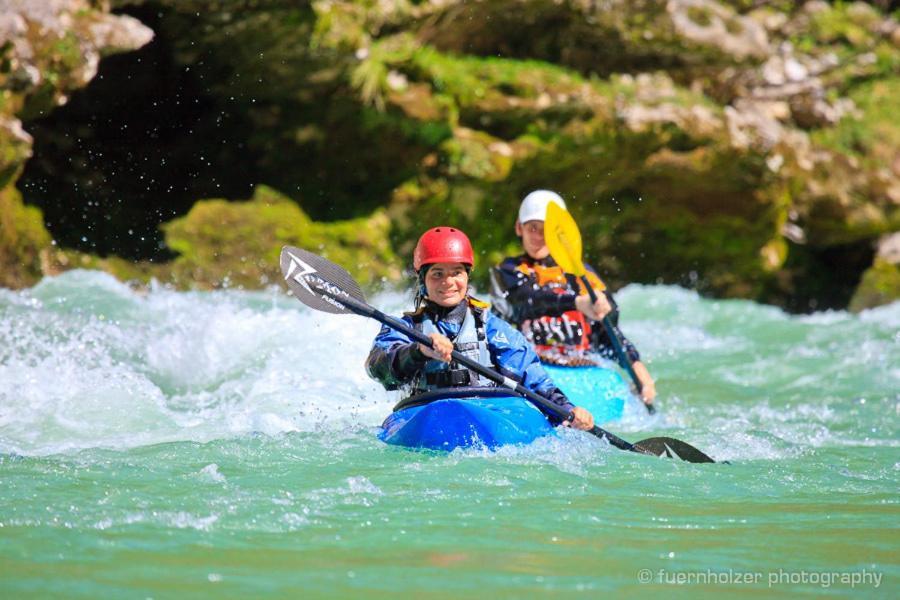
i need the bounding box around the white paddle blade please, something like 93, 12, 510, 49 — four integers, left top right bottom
279, 246, 366, 315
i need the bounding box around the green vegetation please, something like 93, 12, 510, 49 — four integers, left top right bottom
161, 186, 400, 290
3, 0, 899, 310
0, 186, 51, 289
849, 257, 900, 312
811, 78, 900, 166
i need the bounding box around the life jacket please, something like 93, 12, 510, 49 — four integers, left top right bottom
515, 260, 606, 362
407, 297, 497, 394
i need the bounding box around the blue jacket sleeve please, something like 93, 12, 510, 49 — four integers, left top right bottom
365, 318, 427, 390
484, 312, 576, 424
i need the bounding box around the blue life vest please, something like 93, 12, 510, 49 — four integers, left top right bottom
410, 303, 497, 394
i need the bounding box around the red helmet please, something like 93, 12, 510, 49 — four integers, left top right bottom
413, 227, 475, 271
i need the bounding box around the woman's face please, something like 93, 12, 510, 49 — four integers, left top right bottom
517, 220, 549, 259
424, 262, 469, 307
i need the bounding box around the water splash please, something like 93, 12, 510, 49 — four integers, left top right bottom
1, 271, 897, 460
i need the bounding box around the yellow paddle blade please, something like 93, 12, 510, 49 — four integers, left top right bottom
544, 201, 586, 277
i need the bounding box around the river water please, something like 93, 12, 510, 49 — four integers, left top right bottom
1, 270, 897, 597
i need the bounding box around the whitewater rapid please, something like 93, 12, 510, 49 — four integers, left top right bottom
1, 269, 897, 460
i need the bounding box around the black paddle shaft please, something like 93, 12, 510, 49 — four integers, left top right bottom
581, 277, 656, 415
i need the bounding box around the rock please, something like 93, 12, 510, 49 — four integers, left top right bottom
0, 0, 153, 289
846, 2, 881, 29
802, 1, 830, 16
848, 256, 900, 312
667, 0, 770, 61
0, 186, 51, 289
749, 8, 788, 33
783, 57, 808, 82
762, 56, 787, 86
876, 232, 900, 265
1, 0, 154, 114
621, 102, 723, 139
161, 185, 401, 290
439, 128, 516, 182
725, 102, 785, 151
790, 93, 856, 128
0, 115, 33, 187
2, 0, 896, 315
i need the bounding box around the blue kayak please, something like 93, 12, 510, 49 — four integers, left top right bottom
543, 364, 629, 424
379, 387, 555, 451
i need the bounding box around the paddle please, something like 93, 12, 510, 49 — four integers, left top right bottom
279, 245, 715, 463
544, 202, 656, 415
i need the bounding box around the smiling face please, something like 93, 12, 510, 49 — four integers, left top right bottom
423, 262, 469, 307
516, 220, 549, 259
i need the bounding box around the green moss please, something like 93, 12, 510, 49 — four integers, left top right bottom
807, 4, 876, 48
0, 185, 52, 288
386, 109, 779, 297
849, 257, 900, 312
611, 200, 783, 299
439, 129, 514, 182
359, 104, 452, 147
811, 77, 900, 168
409, 46, 588, 105
160, 185, 400, 290
788, 3, 898, 87
351, 34, 417, 110
687, 6, 713, 27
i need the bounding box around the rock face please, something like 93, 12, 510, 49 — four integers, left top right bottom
3, 0, 900, 311
160, 185, 400, 290
849, 232, 900, 312
0, 0, 152, 288
0, 185, 50, 288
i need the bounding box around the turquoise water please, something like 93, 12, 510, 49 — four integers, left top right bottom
544, 364, 628, 425
1, 270, 897, 598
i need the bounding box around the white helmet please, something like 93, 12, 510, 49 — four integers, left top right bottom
518, 190, 566, 223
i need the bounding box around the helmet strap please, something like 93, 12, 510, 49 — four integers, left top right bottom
415, 266, 429, 309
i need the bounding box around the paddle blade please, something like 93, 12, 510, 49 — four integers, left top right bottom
279, 246, 366, 315
633, 437, 716, 463
544, 201, 585, 277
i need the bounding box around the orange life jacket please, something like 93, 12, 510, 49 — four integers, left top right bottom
514, 261, 606, 363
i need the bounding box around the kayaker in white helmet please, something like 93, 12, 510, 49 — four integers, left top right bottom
490, 190, 657, 408
366, 226, 595, 431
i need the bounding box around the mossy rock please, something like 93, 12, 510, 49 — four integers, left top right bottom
0, 186, 172, 291
385, 91, 780, 295
608, 198, 785, 299
0, 185, 52, 289
160, 185, 400, 290
439, 128, 517, 182
409, 0, 768, 79
40, 248, 172, 287
0, 123, 33, 191
848, 257, 900, 312
811, 78, 900, 170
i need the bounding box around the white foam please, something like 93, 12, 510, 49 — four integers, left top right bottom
0, 271, 397, 455
1, 272, 896, 461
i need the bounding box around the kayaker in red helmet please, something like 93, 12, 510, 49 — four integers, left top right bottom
490, 190, 657, 408
366, 226, 595, 431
